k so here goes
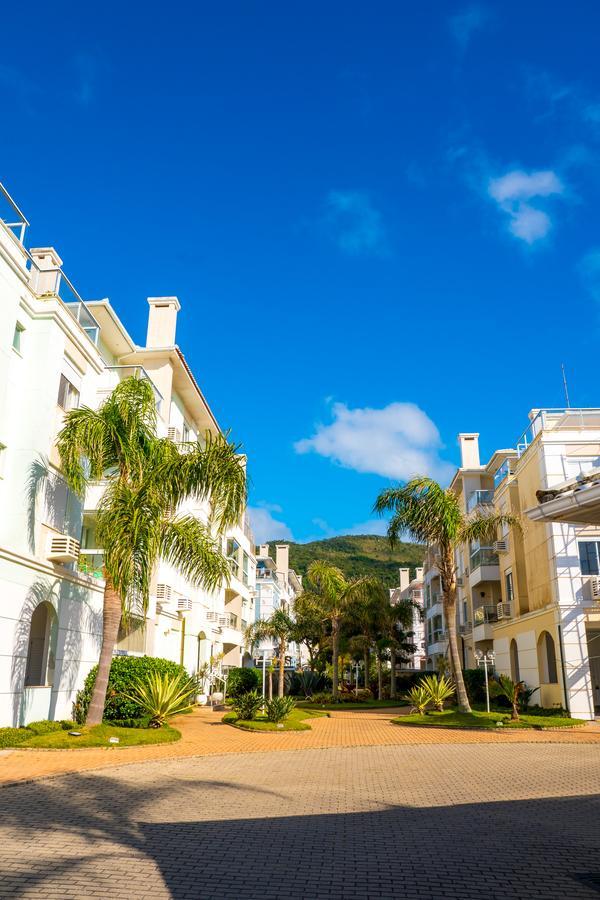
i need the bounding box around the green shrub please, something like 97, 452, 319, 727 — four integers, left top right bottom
231, 689, 263, 721
0, 727, 31, 748
462, 668, 487, 704
26, 720, 64, 735
352, 688, 374, 702
288, 669, 327, 698
227, 667, 260, 698
406, 685, 430, 715
265, 696, 296, 723
107, 716, 152, 729
310, 692, 338, 704
420, 674, 455, 711
74, 656, 188, 724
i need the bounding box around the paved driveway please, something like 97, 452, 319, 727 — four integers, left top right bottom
1, 742, 599, 899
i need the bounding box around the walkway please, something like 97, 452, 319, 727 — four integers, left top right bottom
1, 706, 600, 786
1, 741, 600, 898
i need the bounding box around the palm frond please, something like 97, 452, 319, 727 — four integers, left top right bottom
159, 515, 230, 593
459, 511, 521, 545
373, 477, 462, 546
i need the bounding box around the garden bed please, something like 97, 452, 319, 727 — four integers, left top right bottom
222, 708, 328, 732
297, 699, 409, 711
391, 709, 588, 730
0, 722, 181, 749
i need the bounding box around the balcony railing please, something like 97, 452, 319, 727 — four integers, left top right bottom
256, 568, 274, 579
78, 550, 104, 579
474, 605, 497, 624
470, 548, 499, 570
0, 181, 28, 243
458, 622, 472, 635
431, 628, 447, 642
467, 490, 494, 513
101, 366, 163, 409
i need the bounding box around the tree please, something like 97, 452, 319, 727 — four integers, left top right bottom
306, 561, 381, 698
374, 477, 519, 713
378, 597, 418, 698
58, 377, 246, 725
291, 592, 325, 670
244, 608, 295, 697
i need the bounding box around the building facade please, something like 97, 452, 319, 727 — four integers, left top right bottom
390, 567, 426, 670
0, 182, 255, 726
253, 543, 303, 670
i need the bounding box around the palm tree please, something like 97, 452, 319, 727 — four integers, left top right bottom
379, 596, 418, 698
306, 561, 381, 698
374, 476, 519, 713
290, 592, 324, 671
244, 607, 295, 697
58, 377, 246, 725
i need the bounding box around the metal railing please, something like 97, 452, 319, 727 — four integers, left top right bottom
431, 629, 448, 643
467, 490, 494, 513
78, 550, 104, 579
256, 568, 274, 579
458, 622, 472, 635
0, 182, 29, 244
474, 605, 497, 624
470, 548, 499, 570
101, 366, 163, 408
515, 409, 600, 459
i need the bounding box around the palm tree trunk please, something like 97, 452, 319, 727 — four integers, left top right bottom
267, 668, 273, 701
86, 577, 121, 725
390, 648, 397, 698
377, 657, 383, 700
278, 641, 286, 697
331, 618, 340, 698
364, 649, 369, 689
441, 548, 471, 713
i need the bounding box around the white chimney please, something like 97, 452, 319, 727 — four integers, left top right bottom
146, 296, 180, 348
415, 567, 424, 582
258, 544, 270, 559
399, 568, 410, 592
275, 544, 289, 578
458, 433, 480, 469
29, 247, 63, 295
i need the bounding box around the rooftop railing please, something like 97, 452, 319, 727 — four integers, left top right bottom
0, 182, 29, 244
515, 409, 600, 458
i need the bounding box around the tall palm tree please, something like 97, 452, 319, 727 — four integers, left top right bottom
374, 476, 519, 713
58, 377, 246, 725
306, 561, 381, 698
244, 608, 295, 697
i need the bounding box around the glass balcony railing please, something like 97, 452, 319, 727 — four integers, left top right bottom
78, 550, 104, 579
467, 490, 494, 513
494, 459, 515, 488
474, 605, 497, 624
470, 548, 499, 570
101, 366, 163, 410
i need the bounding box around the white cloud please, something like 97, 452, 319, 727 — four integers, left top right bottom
321, 190, 388, 256
295, 402, 453, 482
487, 168, 564, 245
248, 506, 294, 544
449, 5, 490, 51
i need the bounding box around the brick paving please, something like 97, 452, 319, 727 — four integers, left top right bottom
1, 741, 600, 898
1, 706, 600, 786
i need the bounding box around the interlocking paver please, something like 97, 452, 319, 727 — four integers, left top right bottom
0, 743, 599, 898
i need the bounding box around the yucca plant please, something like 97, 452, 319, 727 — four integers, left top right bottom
265, 696, 296, 723
231, 689, 264, 721
124, 672, 199, 727
406, 684, 431, 715
421, 674, 455, 711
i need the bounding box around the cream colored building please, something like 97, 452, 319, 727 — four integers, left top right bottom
424, 414, 600, 719
0, 181, 254, 726
390, 567, 426, 670
253, 543, 304, 670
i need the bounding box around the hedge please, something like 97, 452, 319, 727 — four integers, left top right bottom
226, 667, 261, 698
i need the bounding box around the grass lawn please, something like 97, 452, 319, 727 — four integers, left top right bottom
392, 709, 588, 730
223, 707, 328, 732
297, 699, 409, 711
5, 723, 181, 749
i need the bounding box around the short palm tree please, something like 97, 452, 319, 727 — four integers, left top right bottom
374, 476, 519, 713
58, 377, 246, 725
244, 608, 295, 697
379, 596, 419, 698
306, 561, 382, 698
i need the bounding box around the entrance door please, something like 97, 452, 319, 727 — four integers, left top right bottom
588, 631, 600, 711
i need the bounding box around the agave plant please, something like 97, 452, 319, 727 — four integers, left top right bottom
421, 674, 455, 711
265, 696, 296, 723
231, 689, 264, 722
406, 684, 430, 715
124, 672, 199, 727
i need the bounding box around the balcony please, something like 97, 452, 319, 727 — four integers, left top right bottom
494, 459, 516, 489
256, 568, 274, 579
469, 548, 500, 587
78, 550, 104, 580
467, 490, 494, 513
458, 622, 472, 636
473, 605, 496, 641
99, 366, 163, 410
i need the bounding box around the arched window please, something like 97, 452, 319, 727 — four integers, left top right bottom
24, 602, 57, 687
510, 639, 520, 682
537, 631, 558, 684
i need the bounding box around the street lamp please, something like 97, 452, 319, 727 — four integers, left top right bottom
474, 649, 495, 713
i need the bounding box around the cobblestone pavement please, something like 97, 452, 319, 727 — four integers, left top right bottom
2, 706, 600, 786
0, 742, 600, 899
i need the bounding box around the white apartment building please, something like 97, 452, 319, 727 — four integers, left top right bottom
389, 567, 426, 670
0, 182, 254, 726
253, 543, 304, 670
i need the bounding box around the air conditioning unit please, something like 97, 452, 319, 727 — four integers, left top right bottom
177, 598, 192, 611
47, 534, 80, 563
493, 540, 508, 553
206, 611, 218, 622
167, 426, 182, 442
218, 614, 228, 626
156, 583, 172, 602
591, 577, 600, 600
456, 576, 463, 587
496, 602, 511, 620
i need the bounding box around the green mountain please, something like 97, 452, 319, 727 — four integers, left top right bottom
266, 534, 425, 587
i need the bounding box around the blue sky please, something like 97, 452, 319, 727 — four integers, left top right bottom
3, 1, 600, 542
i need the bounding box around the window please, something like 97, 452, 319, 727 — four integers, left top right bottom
24, 602, 57, 687
57, 374, 80, 411
578, 541, 600, 575
537, 631, 558, 684
505, 571, 514, 605
182, 422, 190, 442
12, 321, 24, 353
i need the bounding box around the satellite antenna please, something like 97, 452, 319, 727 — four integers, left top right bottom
561, 363, 571, 408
